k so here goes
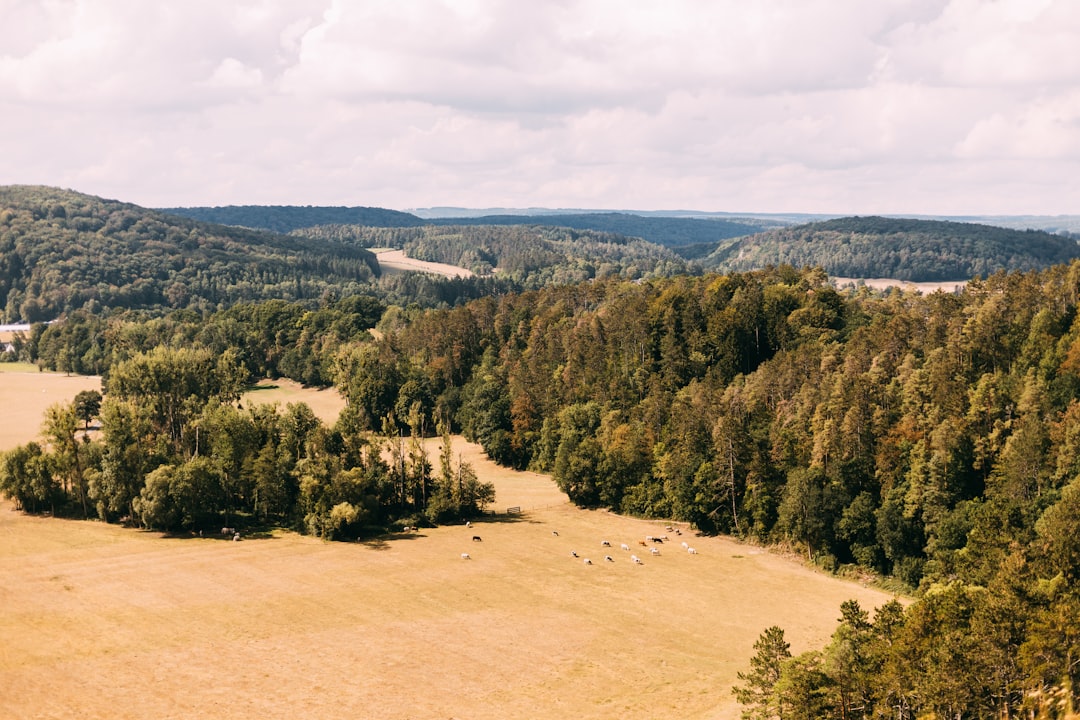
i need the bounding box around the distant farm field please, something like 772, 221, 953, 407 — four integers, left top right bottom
0, 367, 102, 448
0, 373, 901, 720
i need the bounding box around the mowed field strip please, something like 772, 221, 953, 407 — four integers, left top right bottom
0, 371, 901, 720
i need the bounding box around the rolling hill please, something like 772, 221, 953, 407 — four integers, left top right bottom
428, 212, 768, 248
160, 204, 425, 233
158, 204, 772, 249
703, 216, 1080, 282
0, 186, 380, 322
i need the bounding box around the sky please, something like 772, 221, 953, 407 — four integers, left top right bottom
1, 0, 1078, 215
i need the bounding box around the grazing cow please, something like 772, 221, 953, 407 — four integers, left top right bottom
221, 527, 236, 536
650, 547, 659, 555
583, 558, 592, 565
681, 541, 689, 549
604, 555, 614, 562
461, 553, 471, 559
638, 540, 647, 547
665, 526, 674, 532
620, 543, 630, 551
675, 528, 682, 535
687, 547, 697, 554
601, 540, 611, 547
233, 533, 241, 542
570, 550, 579, 558
630, 554, 641, 564
472, 535, 482, 542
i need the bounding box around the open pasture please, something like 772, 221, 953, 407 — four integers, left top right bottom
0, 367, 102, 448
0, 375, 900, 719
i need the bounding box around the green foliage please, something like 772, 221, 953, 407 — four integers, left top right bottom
296, 222, 691, 287
0, 185, 379, 322
428, 212, 763, 248
160, 204, 424, 233
106, 346, 246, 446
73, 389, 102, 430
732, 625, 792, 720
0, 442, 59, 514
706, 216, 1080, 282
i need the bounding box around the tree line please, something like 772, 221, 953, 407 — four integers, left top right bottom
706, 216, 1080, 282
293, 222, 691, 286
0, 344, 493, 538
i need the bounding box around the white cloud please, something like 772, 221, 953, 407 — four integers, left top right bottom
1, 0, 1079, 214
205, 57, 264, 89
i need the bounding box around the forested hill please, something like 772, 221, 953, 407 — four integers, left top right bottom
0, 185, 381, 322
293, 223, 690, 286
704, 215, 1080, 281
428, 212, 768, 248
160, 204, 425, 232
158, 205, 767, 249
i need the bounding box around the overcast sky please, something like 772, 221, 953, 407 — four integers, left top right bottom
1, 0, 1078, 215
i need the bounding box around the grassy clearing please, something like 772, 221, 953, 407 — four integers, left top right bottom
0, 370, 101, 448
0, 361, 41, 373
0, 376, 902, 720
242, 378, 346, 425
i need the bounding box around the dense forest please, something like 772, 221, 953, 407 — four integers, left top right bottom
0, 187, 704, 322
160, 203, 771, 248
0, 186, 383, 321
293, 223, 691, 285
428, 212, 768, 248
706, 216, 1080, 282
160, 204, 425, 233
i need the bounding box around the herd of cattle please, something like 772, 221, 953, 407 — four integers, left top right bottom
460, 524, 697, 563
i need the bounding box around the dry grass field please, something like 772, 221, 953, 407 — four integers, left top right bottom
373, 248, 475, 278
0, 365, 102, 448
0, 372, 902, 720
242, 377, 348, 425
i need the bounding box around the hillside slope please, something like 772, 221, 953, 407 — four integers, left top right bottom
160, 204, 425, 232
294, 223, 690, 286
429, 212, 768, 248
0, 186, 380, 322
704, 216, 1080, 281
